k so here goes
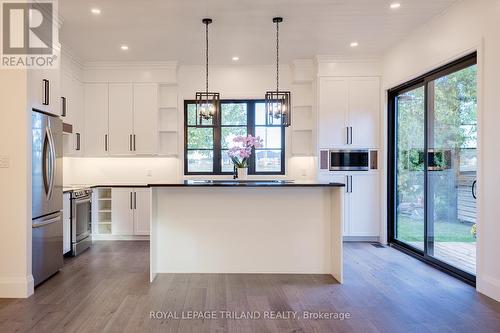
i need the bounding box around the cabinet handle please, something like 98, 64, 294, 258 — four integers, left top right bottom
129, 134, 133, 151
133, 135, 136, 151
346, 175, 349, 193
105, 134, 108, 151
43, 79, 50, 105
350, 127, 353, 145
134, 192, 137, 209
350, 175, 353, 193
130, 192, 133, 210
76, 133, 81, 151
346, 127, 349, 145
61, 97, 67, 117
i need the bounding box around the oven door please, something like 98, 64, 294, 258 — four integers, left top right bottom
330, 150, 369, 171
72, 196, 92, 243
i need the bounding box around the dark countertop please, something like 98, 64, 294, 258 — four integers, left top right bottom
63, 181, 345, 191
149, 180, 345, 187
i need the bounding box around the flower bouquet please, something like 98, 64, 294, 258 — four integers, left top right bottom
227, 135, 263, 179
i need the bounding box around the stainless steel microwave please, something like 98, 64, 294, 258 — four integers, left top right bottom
329, 149, 370, 171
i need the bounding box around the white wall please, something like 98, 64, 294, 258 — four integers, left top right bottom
0, 70, 33, 298
382, 0, 500, 301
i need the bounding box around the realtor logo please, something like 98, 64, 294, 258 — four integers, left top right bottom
1, 0, 58, 69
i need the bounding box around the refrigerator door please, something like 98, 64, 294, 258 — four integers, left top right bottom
32, 110, 63, 218
32, 212, 63, 286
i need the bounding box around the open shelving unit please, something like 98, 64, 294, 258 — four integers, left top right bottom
92, 187, 113, 236
158, 84, 180, 156
291, 82, 315, 156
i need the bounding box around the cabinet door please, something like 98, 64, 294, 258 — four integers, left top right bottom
28, 68, 60, 117
84, 83, 109, 156
327, 174, 350, 236
133, 188, 151, 235
109, 84, 134, 155
73, 80, 85, 156
318, 78, 349, 148
348, 77, 380, 148
349, 173, 380, 237
133, 84, 158, 155
111, 188, 134, 235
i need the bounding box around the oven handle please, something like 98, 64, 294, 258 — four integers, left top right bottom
75, 197, 92, 205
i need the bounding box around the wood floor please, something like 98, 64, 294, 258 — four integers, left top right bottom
1, 241, 499, 333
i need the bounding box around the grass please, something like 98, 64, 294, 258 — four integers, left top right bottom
397, 216, 476, 243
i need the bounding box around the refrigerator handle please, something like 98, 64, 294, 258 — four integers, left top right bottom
33, 214, 61, 228
46, 126, 56, 200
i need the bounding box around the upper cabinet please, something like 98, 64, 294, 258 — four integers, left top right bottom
133, 84, 158, 155
84, 82, 159, 157
109, 84, 134, 155
62, 71, 84, 156
28, 65, 61, 117
84, 83, 109, 156
318, 77, 380, 149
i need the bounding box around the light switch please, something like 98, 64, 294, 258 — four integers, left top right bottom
0, 155, 10, 168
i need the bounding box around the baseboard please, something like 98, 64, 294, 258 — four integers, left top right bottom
92, 234, 150, 241
343, 236, 380, 242
0, 275, 34, 298
477, 275, 500, 302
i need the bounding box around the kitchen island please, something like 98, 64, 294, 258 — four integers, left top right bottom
149, 181, 345, 283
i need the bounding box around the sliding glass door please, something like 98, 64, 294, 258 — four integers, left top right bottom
389, 53, 478, 282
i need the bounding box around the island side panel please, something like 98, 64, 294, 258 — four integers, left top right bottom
151, 187, 342, 277
331, 187, 344, 283
150, 188, 158, 282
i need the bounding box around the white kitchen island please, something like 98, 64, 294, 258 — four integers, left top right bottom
149, 181, 345, 283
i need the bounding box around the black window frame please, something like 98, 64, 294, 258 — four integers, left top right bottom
184, 99, 286, 175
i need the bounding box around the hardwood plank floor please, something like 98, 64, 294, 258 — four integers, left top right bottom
1, 241, 499, 332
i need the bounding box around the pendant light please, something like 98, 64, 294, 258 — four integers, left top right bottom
195, 18, 220, 127
265, 17, 291, 127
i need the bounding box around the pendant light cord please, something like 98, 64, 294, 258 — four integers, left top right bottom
206, 21, 209, 94
276, 20, 279, 93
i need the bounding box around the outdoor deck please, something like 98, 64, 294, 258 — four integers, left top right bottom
410, 242, 476, 274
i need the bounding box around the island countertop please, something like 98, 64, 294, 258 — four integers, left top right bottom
148, 180, 345, 187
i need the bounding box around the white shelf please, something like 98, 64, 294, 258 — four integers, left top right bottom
291, 130, 313, 156
159, 132, 178, 156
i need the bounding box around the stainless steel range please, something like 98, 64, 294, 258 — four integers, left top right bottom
70, 188, 93, 256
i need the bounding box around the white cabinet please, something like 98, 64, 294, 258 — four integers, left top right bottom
332, 172, 380, 239
318, 77, 380, 148
348, 78, 380, 147
109, 84, 134, 155
28, 66, 61, 117
62, 72, 84, 156
133, 188, 151, 235
84, 83, 109, 156
318, 78, 349, 148
84, 83, 158, 156
133, 84, 158, 155
111, 188, 135, 235
111, 188, 150, 236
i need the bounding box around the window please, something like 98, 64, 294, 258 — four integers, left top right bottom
185, 100, 285, 175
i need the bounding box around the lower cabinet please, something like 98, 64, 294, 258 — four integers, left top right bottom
111, 188, 150, 236
329, 173, 380, 239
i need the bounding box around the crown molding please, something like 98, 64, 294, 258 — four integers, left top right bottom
315, 55, 382, 64
83, 61, 179, 71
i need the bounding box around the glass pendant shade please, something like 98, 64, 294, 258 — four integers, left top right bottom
265, 90, 291, 126
196, 91, 220, 125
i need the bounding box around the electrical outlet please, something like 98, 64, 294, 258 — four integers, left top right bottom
0, 155, 10, 168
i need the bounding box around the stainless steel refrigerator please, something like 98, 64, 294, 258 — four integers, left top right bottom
32, 110, 63, 286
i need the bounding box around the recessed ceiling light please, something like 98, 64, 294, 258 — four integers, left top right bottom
91, 8, 101, 15
390, 3, 401, 9
232, 56, 240, 61
350, 42, 359, 48
120, 45, 129, 51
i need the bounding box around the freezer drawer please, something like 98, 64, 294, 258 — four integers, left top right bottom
32, 212, 63, 286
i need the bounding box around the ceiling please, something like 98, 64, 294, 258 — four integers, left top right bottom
60, 0, 458, 65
